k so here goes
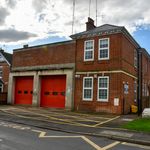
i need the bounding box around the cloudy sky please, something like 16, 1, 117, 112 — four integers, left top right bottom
0, 0, 150, 53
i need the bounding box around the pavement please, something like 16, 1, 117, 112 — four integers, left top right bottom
0, 105, 149, 147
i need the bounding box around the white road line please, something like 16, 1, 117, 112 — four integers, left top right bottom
32, 129, 122, 150
122, 142, 150, 149
101, 141, 120, 150
32, 130, 103, 149
93, 116, 120, 127
81, 136, 103, 150
32, 130, 81, 138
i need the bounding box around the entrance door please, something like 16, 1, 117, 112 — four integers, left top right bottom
40, 75, 66, 108
15, 76, 33, 105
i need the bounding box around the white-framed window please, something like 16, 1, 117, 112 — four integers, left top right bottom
84, 40, 94, 61
98, 76, 109, 101
134, 49, 137, 68
99, 38, 109, 60
83, 77, 93, 101
0, 71, 2, 79
0, 83, 3, 92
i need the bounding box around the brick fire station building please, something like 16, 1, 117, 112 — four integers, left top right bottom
7, 18, 150, 114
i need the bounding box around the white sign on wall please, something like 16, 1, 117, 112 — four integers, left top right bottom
114, 98, 119, 106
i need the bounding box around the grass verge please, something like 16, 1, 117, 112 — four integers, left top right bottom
122, 118, 150, 133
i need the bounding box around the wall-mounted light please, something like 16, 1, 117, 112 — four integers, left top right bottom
75, 74, 80, 78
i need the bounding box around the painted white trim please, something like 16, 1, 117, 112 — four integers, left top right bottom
82, 77, 93, 101
97, 76, 109, 102
98, 38, 109, 60
84, 40, 94, 61
76, 70, 137, 79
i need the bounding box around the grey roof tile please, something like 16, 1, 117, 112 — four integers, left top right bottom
70, 24, 124, 39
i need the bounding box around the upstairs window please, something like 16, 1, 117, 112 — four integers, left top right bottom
99, 38, 109, 60
84, 40, 94, 61
134, 49, 137, 68
83, 77, 93, 101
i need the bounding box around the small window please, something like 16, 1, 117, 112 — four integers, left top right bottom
84, 40, 94, 61
0, 71, 2, 78
99, 38, 109, 60
134, 49, 137, 68
61, 92, 65, 96
98, 77, 109, 101
0, 83, 3, 92
44, 91, 50, 95
18, 90, 22, 94
24, 91, 28, 94
53, 92, 58, 95
83, 77, 93, 101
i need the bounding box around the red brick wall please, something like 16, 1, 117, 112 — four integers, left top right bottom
121, 35, 137, 76
74, 33, 138, 114
74, 73, 136, 114
76, 34, 122, 72
12, 41, 76, 67
74, 73, 122, 114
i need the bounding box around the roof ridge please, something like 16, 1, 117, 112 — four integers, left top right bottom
98, 24, 123, 28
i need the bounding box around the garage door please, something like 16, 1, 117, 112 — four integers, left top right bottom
15, 76, 33, 105
40, 75, 66, 108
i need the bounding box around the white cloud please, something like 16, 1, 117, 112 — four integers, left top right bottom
0, 0, 150, 45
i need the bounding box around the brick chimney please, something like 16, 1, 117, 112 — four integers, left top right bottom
86, 17, 96, 31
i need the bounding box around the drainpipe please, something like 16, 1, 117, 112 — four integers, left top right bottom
137, 49, 142, 116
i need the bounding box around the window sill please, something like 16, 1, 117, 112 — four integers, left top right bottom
97, 100, 109, 102
82, 99, 93, 102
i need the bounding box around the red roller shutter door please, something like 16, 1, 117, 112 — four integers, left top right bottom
40, 75, 66, 108
15, 77, 33, 105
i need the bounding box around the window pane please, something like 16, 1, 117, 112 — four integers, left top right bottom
99, 78, 108, 88
86, 41, 93, 50
84, 78, 92, 88
84, 89, 92, 99
85, 51, 93, 60
100, 49, 108, 58
100, 39, 108, 48
99, 89, 107, 99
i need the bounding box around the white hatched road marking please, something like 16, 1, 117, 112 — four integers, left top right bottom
0, 107, 120, 128
93, 116, 120, 127
32, 129, 120, 150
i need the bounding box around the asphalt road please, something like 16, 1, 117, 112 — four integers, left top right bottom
0, 121, 149, 150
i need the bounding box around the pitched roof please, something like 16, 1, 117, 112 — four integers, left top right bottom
0, 49, 12, 65
70, 24, 140, 48
70, 24, 123, 39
